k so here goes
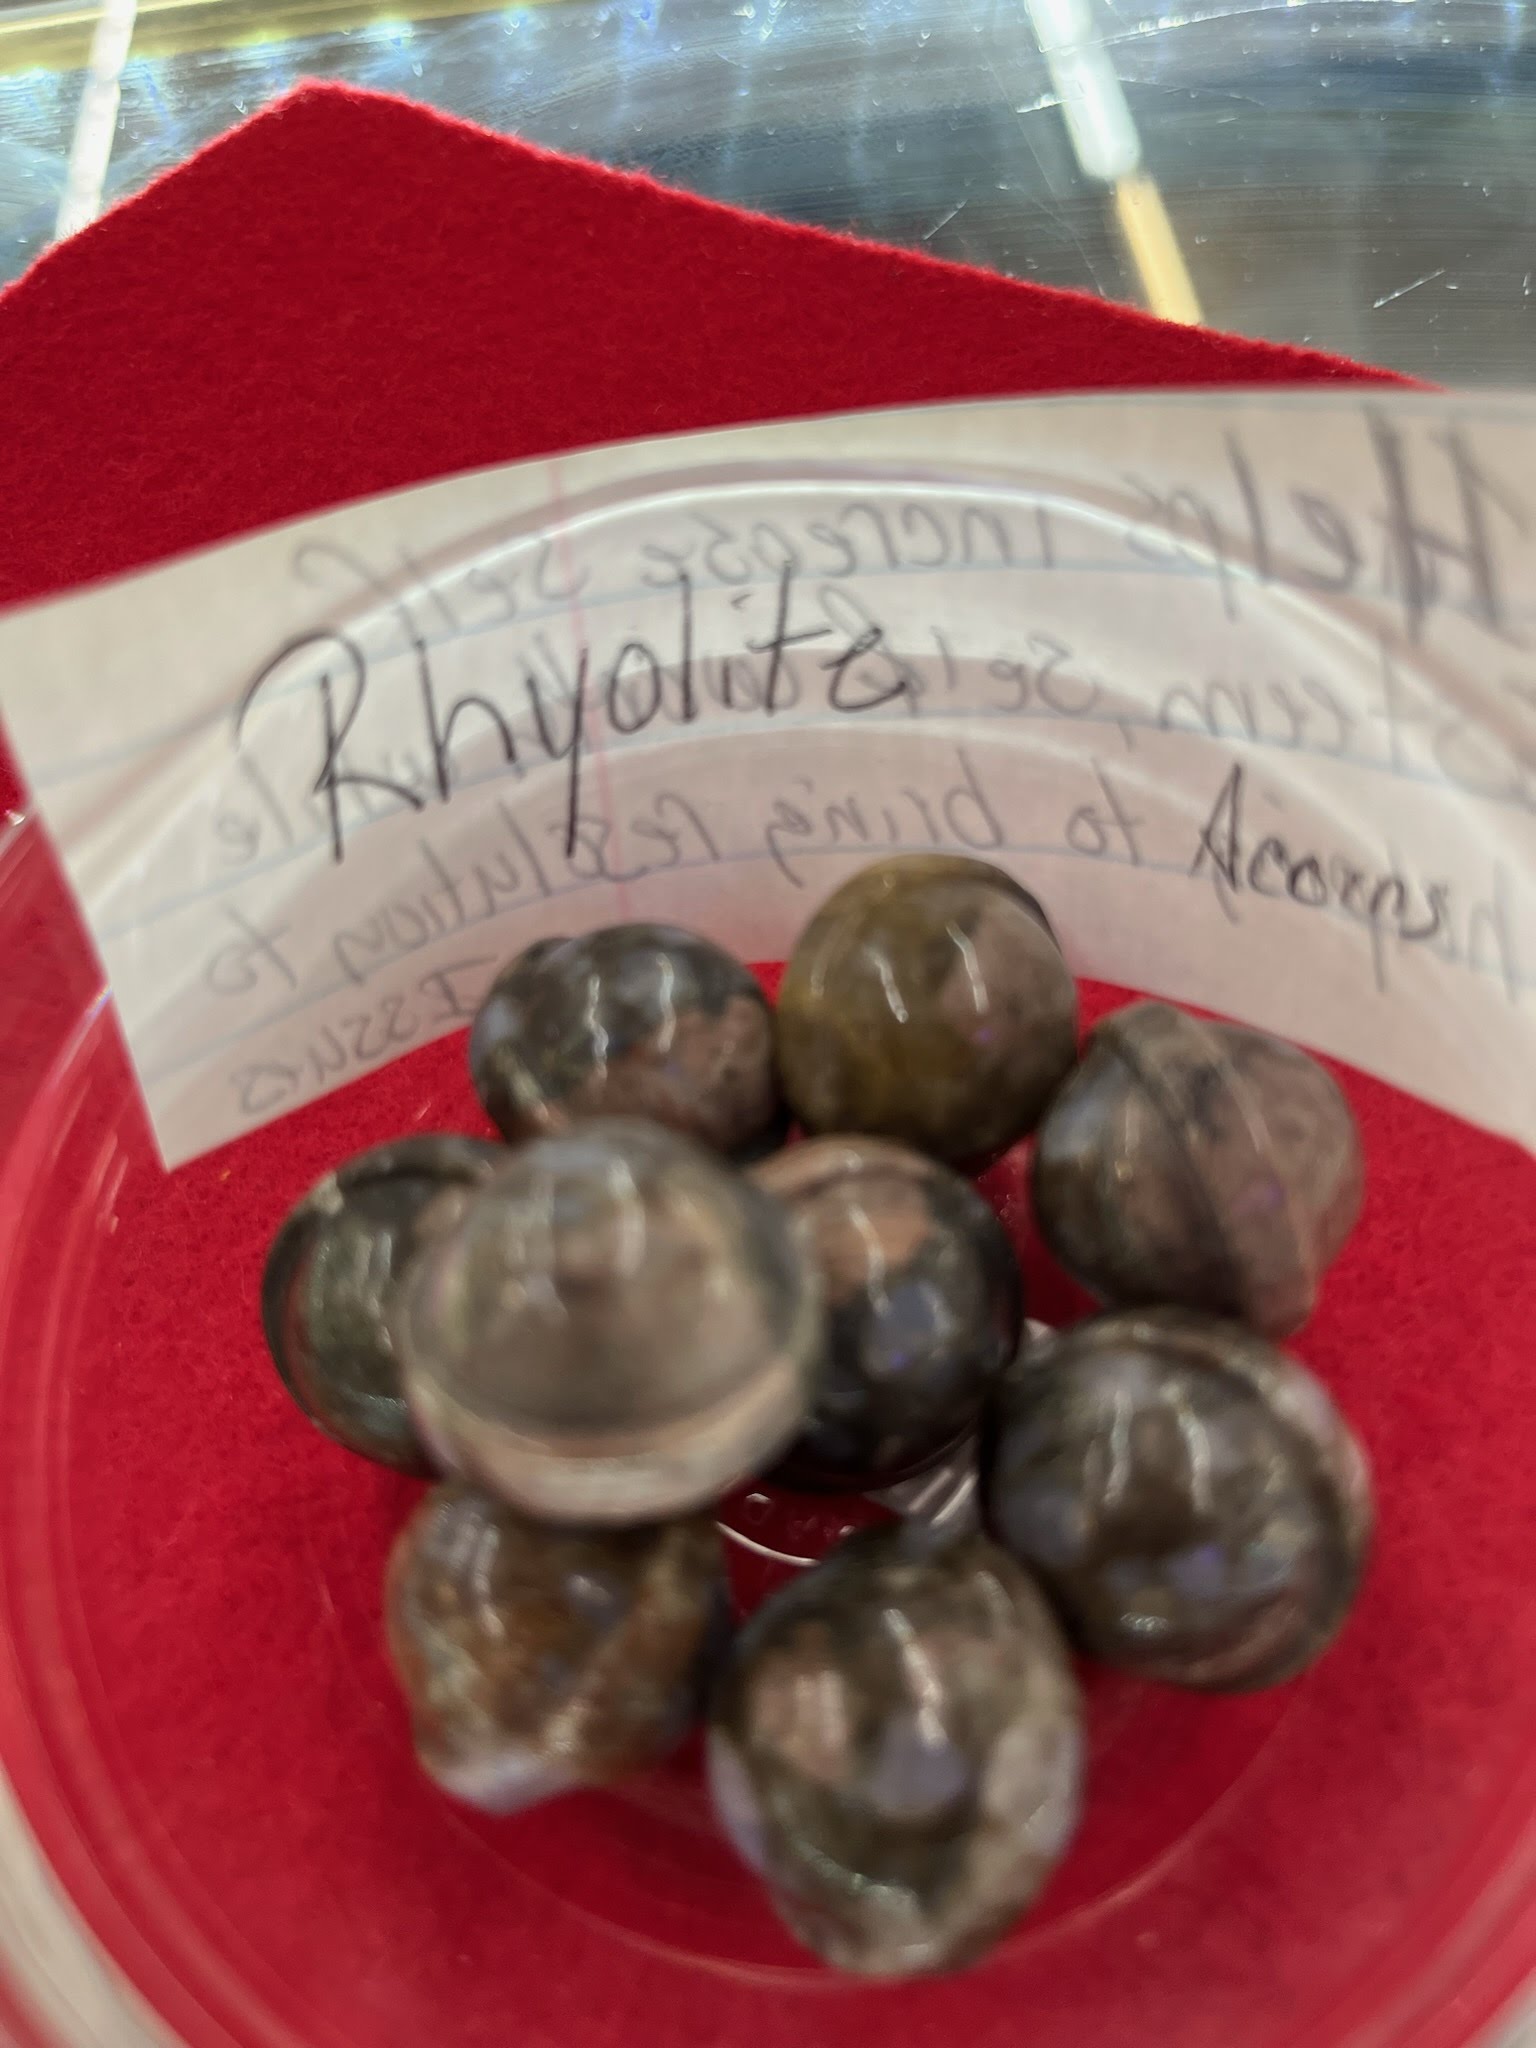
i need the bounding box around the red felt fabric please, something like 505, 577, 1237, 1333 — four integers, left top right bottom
0, 79, 1529, 2048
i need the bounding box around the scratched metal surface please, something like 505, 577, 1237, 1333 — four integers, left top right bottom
0, 0, 1534, 378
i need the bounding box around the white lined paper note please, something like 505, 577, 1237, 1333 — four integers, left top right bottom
1, 387, 1531, 1166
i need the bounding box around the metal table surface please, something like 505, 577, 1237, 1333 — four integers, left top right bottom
0, 0, 1532, 382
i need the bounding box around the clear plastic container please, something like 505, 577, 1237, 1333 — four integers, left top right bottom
0, 398, 1532, 2048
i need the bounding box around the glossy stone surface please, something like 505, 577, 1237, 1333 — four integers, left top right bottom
869, 1434, 982, 1536
776, 855, 1079, 1167
708, 1521, 1082, 1976
981, 1308, 1373, 1691
395, 1119, 820, 1524
1033, 1000, 1363, 1336
868, 1330, 1047, 1533
261, 1135, 507, 1472
753, 1137, 1022, 1490
387, 1481, 726, 1811
469, 923, 784, 1157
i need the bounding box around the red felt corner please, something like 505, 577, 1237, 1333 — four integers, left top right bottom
0, 80, 1528, 2048
0, 82, 1409, 618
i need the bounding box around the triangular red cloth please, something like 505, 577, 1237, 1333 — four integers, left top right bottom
0, 83, 1528, 2048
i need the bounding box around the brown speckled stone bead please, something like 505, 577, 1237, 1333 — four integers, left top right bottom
776, 856, 1079, 1168
708, 1521, 1082, 1977
753, 1137, 1022, 1490
1033, 1001, 1364, 1336
395, 1119, 820, 1525
469, 924, 784, 1158
387, 1481, 727, 1812
260, 1135, 507, 1473
981, 1308, 1373, 1691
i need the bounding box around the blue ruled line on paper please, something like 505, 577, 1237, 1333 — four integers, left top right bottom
17, 385, 1536, 797
135, 835, 1531, 1096
21, 545, 1536, 793
18, 460, 1536, 794
86, 691, 1535, 948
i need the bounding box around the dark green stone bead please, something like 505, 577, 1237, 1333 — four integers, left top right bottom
776, 856, 1078, 1167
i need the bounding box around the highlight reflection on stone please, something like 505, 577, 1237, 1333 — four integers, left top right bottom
870, 1433, 981, 1535
387, 1482, 726, 1811
261, 1135, 507, 1472
395, 1120, 820, 1525
981, 1308, 1373, 1690
469, 924, 784, 1158
1033, 1001, 1363, 1336
754, 1137, 1022, 1490
708, 1521, 1082, 1976
776, 856, 1079, 1167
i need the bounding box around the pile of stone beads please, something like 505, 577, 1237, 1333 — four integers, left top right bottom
262, 853, 1372, 1980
